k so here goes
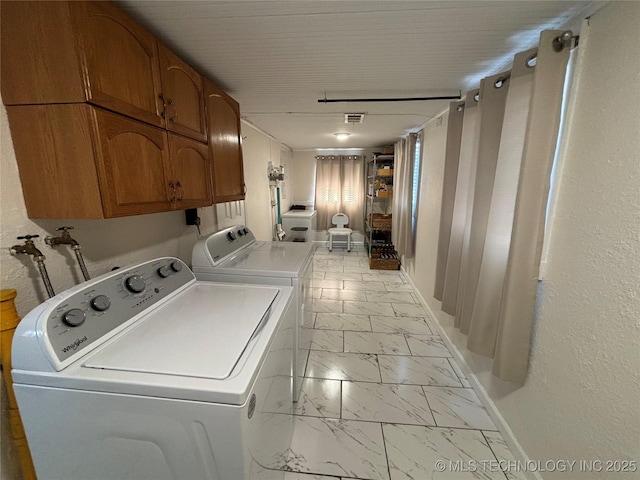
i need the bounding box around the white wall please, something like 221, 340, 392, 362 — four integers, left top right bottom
407, 3, 640, 478
241, 121, 292, 241
290, 150, 318, 205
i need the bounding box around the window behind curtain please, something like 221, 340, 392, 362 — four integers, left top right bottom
411, 132, 423, 233
314, 155, 364, 232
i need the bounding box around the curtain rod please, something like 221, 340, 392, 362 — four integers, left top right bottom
553, 30, 579, 52
318, 93, 461, 103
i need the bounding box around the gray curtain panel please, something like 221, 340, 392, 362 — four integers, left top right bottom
441, 90, 480, 316
434, 101, 465, 301
392, 134, 417, 259
435, 31, 571, 384
315, 155, 364, 232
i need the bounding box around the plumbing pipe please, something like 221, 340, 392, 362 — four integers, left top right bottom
10, 235, 55, 298
35, 257, 56, 298
276, 187, 282, 225
275, 187, 286, 241
72, 246, 91, 282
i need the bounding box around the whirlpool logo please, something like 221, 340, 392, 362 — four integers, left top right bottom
61, 336, 88, 354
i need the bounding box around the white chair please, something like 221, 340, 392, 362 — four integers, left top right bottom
328, 213, 353, 252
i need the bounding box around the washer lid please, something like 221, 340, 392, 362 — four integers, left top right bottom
211, 241, 313, 278
84, 283, 279, 380
282, 210, 317, 219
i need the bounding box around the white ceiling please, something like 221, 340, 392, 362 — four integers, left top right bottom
117, 1, 597, 150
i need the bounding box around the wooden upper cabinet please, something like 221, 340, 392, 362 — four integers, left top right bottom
1, 1, 86, 104
1, 2, 165, 128
71, 2, 166, 128
5, 105, 174, 219
6, 104, 105, 219
204, 79, 246, 203
2, 1, 227, 219
168, 134, 212, 209
93, 109, 172, 217
159, 44, 207, 142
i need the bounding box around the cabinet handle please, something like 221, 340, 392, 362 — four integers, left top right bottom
243, 183, 247, 195
159, 93, 167, 119
168, 99, 178, 122
168, 181, 177, 203
176, 181, 184, 201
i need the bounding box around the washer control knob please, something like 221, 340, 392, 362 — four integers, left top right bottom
243, 228, 249, 235
125, 275, 146, 293
62, 308, 86, 327
227, 232, 237, 242
170, 261, 182, 272
237, 229, 244, 236
91, 295, 111, 312
157, 265, 171, 278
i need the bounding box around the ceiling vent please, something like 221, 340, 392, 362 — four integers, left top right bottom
344, 113, 365, 124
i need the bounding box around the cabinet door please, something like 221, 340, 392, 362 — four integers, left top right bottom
71, 2, 165, 128
159, 44, 207, 142
1, 1, 86, 105
204, 79, 246, 203
168, 134, 212, 210
93, 109, 173, 217
6, 104, 105, 219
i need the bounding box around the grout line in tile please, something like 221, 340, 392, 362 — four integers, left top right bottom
379, 421, 392, 480
292, 410, 438, 430
419, 385, 436, 422
379, 422, 495, 437
481, 430, 511, 480
402, 333, 413, 356
303, 374, 477, 393
374, 353, 383, 384
341, 330, 346, 353
339, 380, 343, 420
445, 357, 466, 387
376, 353, 452, 359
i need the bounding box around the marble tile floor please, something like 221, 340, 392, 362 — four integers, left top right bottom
273, 246, 526, 480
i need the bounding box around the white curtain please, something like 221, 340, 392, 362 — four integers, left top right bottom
434, 100, 465, 301
467, 49, 537, 356
441, 90, 480, 315
315, 155, 364, 232
392, 134, 417, 258
458, 70, 511, 335
435, 31, 571, 383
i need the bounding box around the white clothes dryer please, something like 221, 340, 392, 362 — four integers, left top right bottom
12, 257, 295, 480
191, 225, 313, 402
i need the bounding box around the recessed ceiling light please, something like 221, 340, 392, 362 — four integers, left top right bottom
335, 133, 351, 140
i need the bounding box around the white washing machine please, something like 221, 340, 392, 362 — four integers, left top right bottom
12, 257, 295, 480
191, 225, 313, 402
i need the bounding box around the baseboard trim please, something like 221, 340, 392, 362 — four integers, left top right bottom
400, 266, 542, 480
